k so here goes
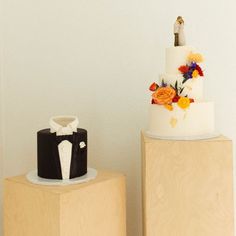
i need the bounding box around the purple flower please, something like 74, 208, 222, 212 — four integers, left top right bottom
190, 62, 197, 69
161, 80, 167, 87
186, 71, 193, 79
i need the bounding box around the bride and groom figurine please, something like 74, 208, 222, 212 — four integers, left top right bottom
174, 16, 186, 47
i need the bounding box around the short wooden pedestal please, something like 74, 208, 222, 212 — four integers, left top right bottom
4, 170, 126, 236
141, 133, 234, 236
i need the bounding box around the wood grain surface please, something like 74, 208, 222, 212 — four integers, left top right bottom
142, 133, 234, 236
4, 170, 126, 236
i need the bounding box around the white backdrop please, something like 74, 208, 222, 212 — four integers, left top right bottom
1, 0, 236, 235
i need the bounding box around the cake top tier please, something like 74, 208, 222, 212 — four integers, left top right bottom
165, 46, 195, 74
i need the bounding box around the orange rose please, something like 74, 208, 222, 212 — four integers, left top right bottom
152, 87, 176, 105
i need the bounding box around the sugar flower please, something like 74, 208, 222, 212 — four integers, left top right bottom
188, 52, 204, 63
164, 104, 173, 111
152, 87, 176, 105
149, 82, 159, 91
196, 64, 204, 76
192, 69, 199, 78
178, 65, 189, 74
177, 97, 190, 109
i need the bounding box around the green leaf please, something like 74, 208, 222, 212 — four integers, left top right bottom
180, 87, 184, 94
175, 81, 178, 90
182, 78, 189, 84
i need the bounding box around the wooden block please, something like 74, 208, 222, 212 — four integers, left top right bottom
141, 132, 234, 236
4, 170, 126, 236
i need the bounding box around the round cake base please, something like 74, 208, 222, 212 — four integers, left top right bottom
26, 168, 97, 186
145, 130, 220, 141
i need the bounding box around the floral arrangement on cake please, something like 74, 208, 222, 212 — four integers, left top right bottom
149, 52, 203, 111
149, 80, 194, 111
178, 52, 204, 83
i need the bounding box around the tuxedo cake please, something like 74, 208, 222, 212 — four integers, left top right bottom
37, 116, 87, 180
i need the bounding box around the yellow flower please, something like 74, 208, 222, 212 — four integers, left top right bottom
177, 97, 190, 109
188, 52, 204, 63
164, 104, 173, 111
192, 69, 199, 78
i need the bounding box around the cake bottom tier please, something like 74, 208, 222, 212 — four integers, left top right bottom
147, 102, 215, 137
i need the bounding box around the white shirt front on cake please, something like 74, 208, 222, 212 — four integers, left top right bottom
50, 116, 80, 180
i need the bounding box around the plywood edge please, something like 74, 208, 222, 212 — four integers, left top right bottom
61, 173, 126, 197
141, 131, 147, 236
4, 176, 61, 195
141, 131, 231, 144
4, 170, 126, 195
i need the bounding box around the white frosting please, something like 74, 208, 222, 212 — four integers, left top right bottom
147, 46, 214, 137
147, 102, 214, 137
159, 74, 204, 101
165, 46, 195, 74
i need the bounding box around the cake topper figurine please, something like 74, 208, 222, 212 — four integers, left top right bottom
174, 16, 186, 46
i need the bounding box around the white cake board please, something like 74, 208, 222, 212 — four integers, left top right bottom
26, 167, 97, 186
145, 131, 221, 141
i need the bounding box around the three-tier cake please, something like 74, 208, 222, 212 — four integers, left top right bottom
147, 17, 215, 138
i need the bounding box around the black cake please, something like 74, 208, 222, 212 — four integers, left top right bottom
37, 128, 87, 180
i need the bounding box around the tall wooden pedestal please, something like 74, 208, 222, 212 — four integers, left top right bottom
141, 132, 234, 236
4, 170, 126, 236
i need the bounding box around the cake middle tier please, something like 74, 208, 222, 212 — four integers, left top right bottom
147, 101, 214, 137
159, 73, 204, 100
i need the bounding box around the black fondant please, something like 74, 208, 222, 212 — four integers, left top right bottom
37, 128, 87, 180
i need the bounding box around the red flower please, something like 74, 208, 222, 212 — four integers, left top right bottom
190, 98, 195, 103
196, 65, 204, 76
172, 96, 180, 103
149, 82, 158, 91
178, 65, 189, 73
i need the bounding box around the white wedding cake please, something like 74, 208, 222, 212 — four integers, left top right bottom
147, 19, 215, 138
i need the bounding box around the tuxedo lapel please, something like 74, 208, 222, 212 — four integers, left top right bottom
70, 132, 78, 179
52, 133, 63, 179
70, 131, 87, 178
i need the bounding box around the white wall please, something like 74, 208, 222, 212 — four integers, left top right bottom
1, 0, 236, 235
0, 0, 4, 233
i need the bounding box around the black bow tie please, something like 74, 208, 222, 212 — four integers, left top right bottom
55, 133, 75, 145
